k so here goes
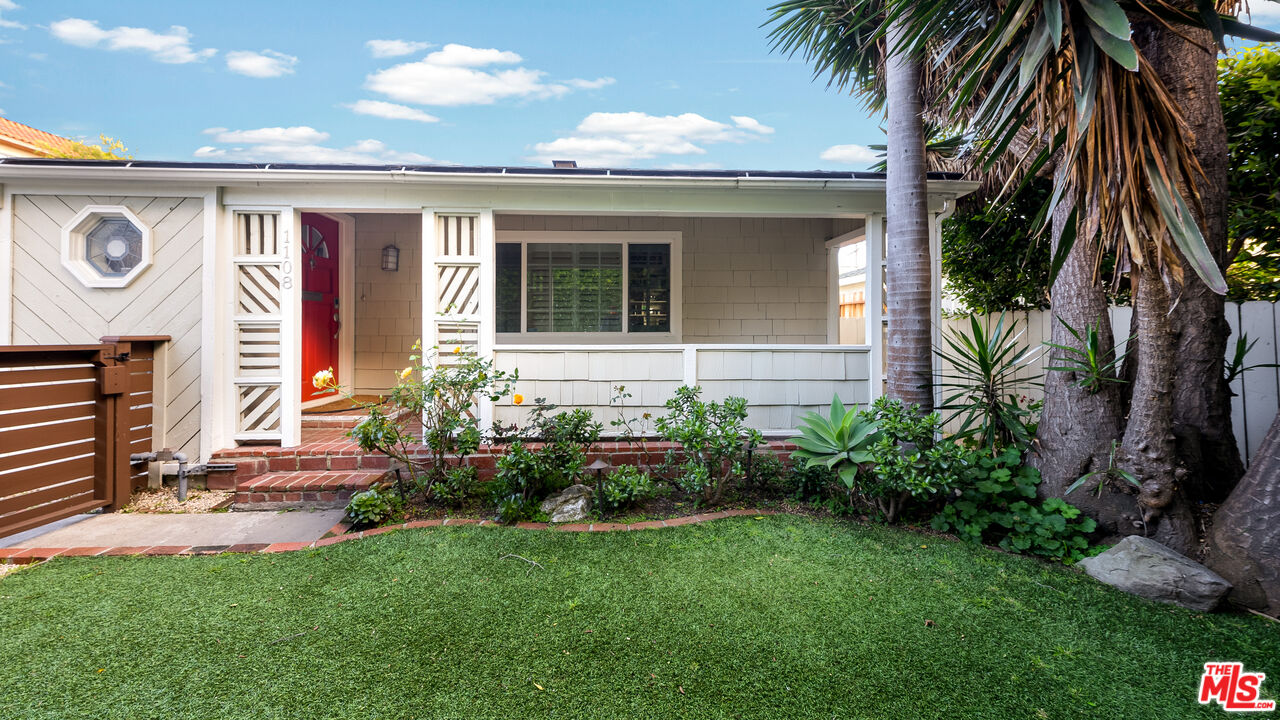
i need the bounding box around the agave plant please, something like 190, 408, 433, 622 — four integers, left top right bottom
788, 395, 881, 490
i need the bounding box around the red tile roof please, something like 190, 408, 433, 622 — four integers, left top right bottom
0, 117, 73, 156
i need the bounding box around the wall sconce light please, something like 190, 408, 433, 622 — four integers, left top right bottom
381, 244, 400, 272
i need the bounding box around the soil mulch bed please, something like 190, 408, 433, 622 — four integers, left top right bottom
121, 488, 233, 514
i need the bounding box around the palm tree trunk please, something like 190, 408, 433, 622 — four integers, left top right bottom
1033, 199, 1130, 531
1118, 265, 1197, 554
1207, 412, 1280, 614
1134, 17, 1244, 501
883, 18, 934, 411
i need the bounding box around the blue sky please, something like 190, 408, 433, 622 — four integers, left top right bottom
2, 1, 1279, 170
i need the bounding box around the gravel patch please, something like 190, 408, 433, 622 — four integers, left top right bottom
123, 488, 232, 514
0, 564, 23, 579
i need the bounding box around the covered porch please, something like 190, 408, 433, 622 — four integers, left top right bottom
208, 170, 972, 453
328, 213, 885, 436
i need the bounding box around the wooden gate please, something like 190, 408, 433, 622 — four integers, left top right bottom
0, 337, 167, 538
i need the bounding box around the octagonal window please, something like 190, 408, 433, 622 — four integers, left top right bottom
60, 205, 153, 288
86, 217, 144, 277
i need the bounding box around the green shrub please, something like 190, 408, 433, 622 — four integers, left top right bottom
431, 465, 479, 507
861, 398, 964, 523
655, 386, 761, 505
490, 407, 602, 523
745, 450, 786, 491
784, 463, 837, 503
319, 343, 517, 503
345, 485, 397, 527
932, 447, 1096, 562
596, 465, 657, 514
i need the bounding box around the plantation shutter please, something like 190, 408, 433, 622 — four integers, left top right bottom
526, 243, 623, 332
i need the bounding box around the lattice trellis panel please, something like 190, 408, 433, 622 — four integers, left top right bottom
237, 384, 282, 434
436, 321, 479, 367
437, 215, 476, 257
238, 213, 279, 256
236, 263, 282, 315
437, 264, 479, 317
233, 211, 284, 439
236, 324, 281, 377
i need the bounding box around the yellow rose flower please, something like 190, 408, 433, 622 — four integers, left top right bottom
311, 368, 334, 390
513, 393, 524, 406
399, 367, 413, 381
453, 346, 463, 354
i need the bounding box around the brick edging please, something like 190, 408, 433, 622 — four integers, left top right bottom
0, 509, 778, 564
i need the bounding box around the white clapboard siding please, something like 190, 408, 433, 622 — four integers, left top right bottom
494, 345, 872, 435
493, 348, 685, 433
10, 195, 204, 459
939, 302, 1280, 466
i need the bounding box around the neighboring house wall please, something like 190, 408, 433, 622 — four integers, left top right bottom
9, 194, 203, 458
352, 213, 421, 393
495, 215, 855, 344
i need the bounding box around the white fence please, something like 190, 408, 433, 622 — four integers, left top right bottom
493, 344, 872, 435
940, 301, 1280, 466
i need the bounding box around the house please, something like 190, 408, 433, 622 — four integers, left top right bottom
0, 118, 72, 158
0, 159, 976, 464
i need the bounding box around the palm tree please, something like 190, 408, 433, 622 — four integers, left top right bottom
766, 0, 1278, 551
768, 2, 936, 411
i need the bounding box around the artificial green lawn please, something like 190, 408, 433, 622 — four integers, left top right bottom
1, 516, 1276, 719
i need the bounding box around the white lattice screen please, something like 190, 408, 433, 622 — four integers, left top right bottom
432, 215, 481, 362
233, 212, 284, 440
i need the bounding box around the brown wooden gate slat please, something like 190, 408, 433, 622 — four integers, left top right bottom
0, 336, 169, 540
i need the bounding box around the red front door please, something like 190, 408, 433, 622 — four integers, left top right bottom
301, 213, 340, 402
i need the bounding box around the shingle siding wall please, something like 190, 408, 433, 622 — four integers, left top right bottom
352, 214, 421, 393
495, 215, 857, 344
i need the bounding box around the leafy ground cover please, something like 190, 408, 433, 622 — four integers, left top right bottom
1, 515, 1275, 719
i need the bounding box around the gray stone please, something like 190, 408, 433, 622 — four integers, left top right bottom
1078, 535, 1232, 612
540, 484, 594, 523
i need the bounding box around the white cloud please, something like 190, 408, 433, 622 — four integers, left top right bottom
820, 144, 880, 166
203, 126, 330, 144
49, 18, 215, 63
0, 0, 20, 30
366, 39, 433, 57
195, 126, 432, 164
365, 42, 611, 106
528, 112, 774, 167
567, 77, 616, 90
226, 49, 297, 78
345, 99, 440, 123
425, 44, 522, 67
731, 116, 774, 134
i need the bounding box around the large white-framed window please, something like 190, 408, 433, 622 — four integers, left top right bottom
495, 231, 682, 343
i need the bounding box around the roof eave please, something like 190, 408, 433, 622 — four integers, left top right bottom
0, 160, 981, 197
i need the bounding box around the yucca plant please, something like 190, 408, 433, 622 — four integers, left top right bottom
934, 313, 1041, 451
788, 395, 881, 490
1044, 316, 1129, 393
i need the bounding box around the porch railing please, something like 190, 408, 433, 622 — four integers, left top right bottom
493, 344, 872, 435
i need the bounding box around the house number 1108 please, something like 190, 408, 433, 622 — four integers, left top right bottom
281, 226, 293, 290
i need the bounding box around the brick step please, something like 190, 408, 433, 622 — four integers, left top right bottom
232, 470, 386, 510
300, 414, 367, 429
